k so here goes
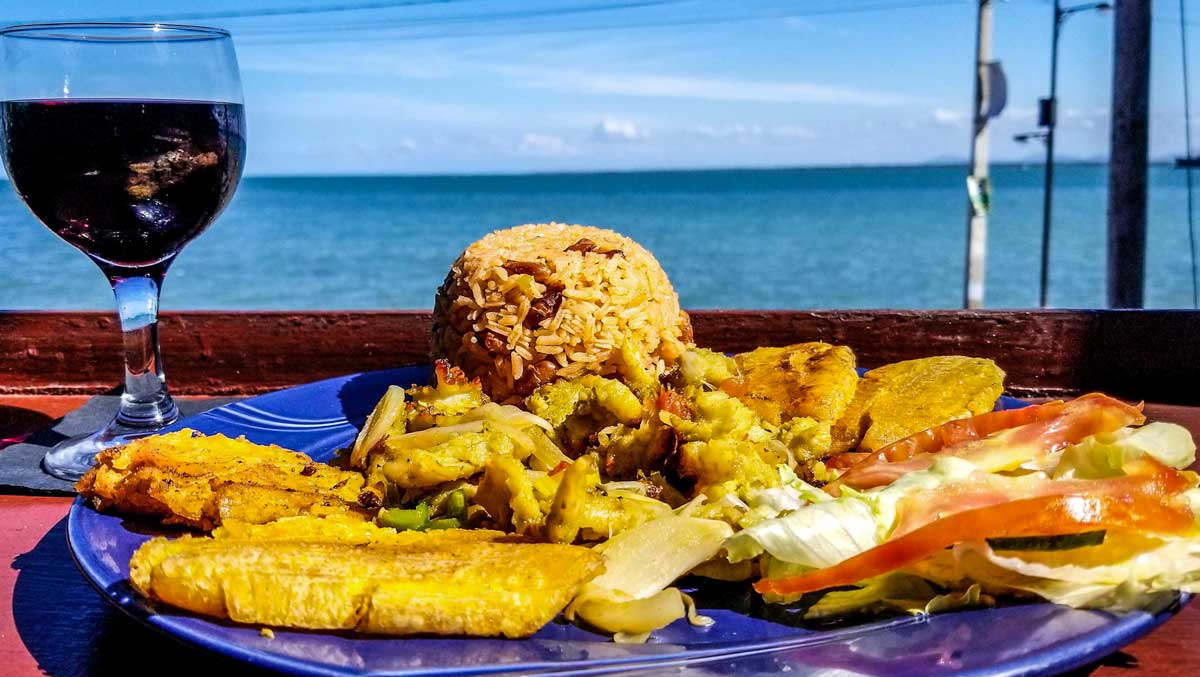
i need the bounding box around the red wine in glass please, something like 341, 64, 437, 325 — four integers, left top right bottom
2, 99, 245, 270
0, 23, 247, 480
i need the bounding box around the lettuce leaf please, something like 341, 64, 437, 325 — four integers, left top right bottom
726, 457, 977, 567
732, 422, 1199, 619
1051, 422, 1197, 479
952, 534, 1200, 611
801, 575, 992, 620
802, 573, 938, 619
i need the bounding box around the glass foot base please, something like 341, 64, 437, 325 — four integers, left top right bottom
42, 416, 177, 482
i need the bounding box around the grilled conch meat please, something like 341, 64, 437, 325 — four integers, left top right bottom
729, 342, 859, 428
830, 356, 1005, 454
77, 429, 370, 530
130, 516, 604, 638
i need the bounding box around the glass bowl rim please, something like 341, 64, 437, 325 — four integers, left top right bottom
0, 22, 231, 42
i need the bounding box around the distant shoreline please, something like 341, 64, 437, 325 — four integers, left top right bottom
236, 160, 1158, 180
0, 160, 1169, 183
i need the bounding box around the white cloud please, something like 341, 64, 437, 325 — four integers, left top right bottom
1005, 106, 1038, 122
518, 133, 573, 156
593, 119, 649, 142
932, 107, 967, 128
688, 123, 815, 142
1063, 107, 1109, 130
497, 66, 914, 107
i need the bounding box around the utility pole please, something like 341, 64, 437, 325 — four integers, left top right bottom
964, 0, 993, 309
1039, 2, 1063, 308
1107, 0, 1151, 308
1038, 1, 1113, 308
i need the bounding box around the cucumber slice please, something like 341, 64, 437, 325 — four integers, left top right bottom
987, 530, 1106, 552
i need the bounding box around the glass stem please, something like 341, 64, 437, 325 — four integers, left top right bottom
108, 268, 179, 428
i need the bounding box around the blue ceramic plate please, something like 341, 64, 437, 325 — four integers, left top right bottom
68, 367, 1189, 676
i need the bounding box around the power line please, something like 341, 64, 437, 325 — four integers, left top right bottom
235, 0, 693, 38
8, 0, 972, 43
16, 0, 478, 24
1180, 0, 1199, 307
232, 0, 966, 45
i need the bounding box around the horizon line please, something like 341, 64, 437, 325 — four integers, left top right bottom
0, 159, 1162, 183
232, 158, 1146, 180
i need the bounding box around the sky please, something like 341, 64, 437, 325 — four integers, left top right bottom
5, 0, 1198, 175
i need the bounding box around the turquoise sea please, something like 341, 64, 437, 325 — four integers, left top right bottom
1, 164, 1196, 310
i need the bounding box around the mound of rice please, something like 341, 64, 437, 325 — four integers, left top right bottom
432, 223, 692, 401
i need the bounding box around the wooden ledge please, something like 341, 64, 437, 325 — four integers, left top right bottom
2, 310, 1198, 402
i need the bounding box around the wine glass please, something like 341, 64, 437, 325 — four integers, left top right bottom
0, 23, 246, 480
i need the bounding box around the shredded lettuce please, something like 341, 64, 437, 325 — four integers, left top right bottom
801, 573, 939, 619
730, 423, 1200, 619
1051, 422, 1197, 479
726, 457, 977, 567
924, 584, 993, 614
951, 532, 1200, 611
726, 495, 879, 568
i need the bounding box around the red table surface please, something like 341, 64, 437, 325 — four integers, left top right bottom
1, 396, 1198, 676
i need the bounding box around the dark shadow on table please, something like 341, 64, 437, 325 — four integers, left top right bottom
0, 406, 55, 450
1059, 650, 1138, 676
0, 405, 65, 451
1, 385, 125, 454
12, 517, 276, 676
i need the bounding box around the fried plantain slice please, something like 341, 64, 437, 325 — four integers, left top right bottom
830, 355, 1005, 454
131, 518, 603, 638
730, 342, 858, 427
77, 429, 369, 530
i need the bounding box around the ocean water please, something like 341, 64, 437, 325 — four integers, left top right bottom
1, 164, 1196, 310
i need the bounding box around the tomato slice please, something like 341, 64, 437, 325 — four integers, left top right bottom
888, 456, 1193, 538
879, 400, 1068, 463
825, 401, 1067, 471
825, 451, 872, 471
828, 394, 1145, 494
755, 485, 1194, 597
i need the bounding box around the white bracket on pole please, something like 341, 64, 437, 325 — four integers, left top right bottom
963, 0, 995, 309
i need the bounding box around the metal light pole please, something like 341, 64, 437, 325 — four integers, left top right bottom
1038, 0, 1111, 308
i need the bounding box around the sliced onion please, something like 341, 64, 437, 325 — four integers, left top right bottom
566, 513, 732, 640
600, 481, 649, 495
587, 515, 732, 599
528, 429, 572, 471
571, 588, 688, 637
386, 421, 485, 450
351, 385, 405, 468
462, 402, 553, 431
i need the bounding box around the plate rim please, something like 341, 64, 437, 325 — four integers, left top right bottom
66, 368, 1191, 676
